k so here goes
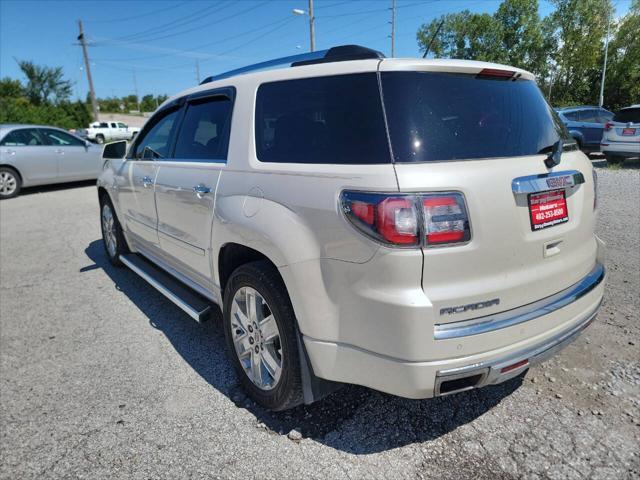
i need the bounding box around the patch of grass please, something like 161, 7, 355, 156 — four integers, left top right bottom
607, 162, 623, 170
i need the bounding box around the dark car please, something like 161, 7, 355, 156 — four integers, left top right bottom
555, 106, 613, 153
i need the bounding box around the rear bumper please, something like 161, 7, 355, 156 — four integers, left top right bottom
601, 142, 640, 156
302, 262, 605, 399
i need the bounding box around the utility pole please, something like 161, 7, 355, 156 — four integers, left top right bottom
390, 0, 396, 57
599, 5, 611, 107
132, 69, 140, 112
196, 59, 201, 84
308, 0, 315, 52
77, 20, 99, 121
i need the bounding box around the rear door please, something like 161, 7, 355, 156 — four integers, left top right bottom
577, 109, 606, 148
154, 89, 234, 287
379, 67, 597, 323
0, 128, 57, 185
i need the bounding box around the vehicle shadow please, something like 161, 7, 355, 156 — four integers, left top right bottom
591, 157, 640, 169
18, 180, 97, 197
84, 239, 523, 454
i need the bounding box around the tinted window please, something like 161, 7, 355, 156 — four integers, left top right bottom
613, 108, 640, 123
578, 109, 599, 123
117, 123, 127, 128
0, 128, 45, 146
134, 109, 180, 159
563, 111, 579, 121
597, 109, 613, 123
98, 123, 108, 128
110, 123, 117, 128
255, 73, 390, 164
41, 129, 85, 146
174, 96, 233, 160
381, 72, 569, 162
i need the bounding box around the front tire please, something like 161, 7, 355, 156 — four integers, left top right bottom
223, 261, 303, 411
99, 196, 127, 267
0, 167, 21, 199
95, 134, 105, 144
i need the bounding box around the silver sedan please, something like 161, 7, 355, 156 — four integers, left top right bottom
0, 124, 104, 199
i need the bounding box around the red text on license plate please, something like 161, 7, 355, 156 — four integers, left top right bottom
528, 189, 568, 231
622, 128, 636, 135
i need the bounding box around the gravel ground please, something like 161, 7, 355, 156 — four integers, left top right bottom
1, 160, 639, 479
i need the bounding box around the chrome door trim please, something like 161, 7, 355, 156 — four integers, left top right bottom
434, 262, 605, 340
511, 170, 585, 194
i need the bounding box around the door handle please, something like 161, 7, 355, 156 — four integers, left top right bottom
3, 149, 16, 156
193, 184, 211, 197
141, 176, 153, 188
55, 149, 65, 155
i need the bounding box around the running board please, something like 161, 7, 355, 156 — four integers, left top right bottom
119, 253, 211, 323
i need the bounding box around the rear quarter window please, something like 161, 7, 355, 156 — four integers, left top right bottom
254, 73, 390, 164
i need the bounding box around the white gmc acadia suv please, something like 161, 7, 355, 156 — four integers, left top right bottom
97, 46, 606, 411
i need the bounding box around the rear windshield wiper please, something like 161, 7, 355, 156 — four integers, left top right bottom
538, 139, 563, 168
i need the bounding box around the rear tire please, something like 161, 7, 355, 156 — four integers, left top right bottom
223, 260, 304, 411
0, 167, 21, 199
99, 195, 128, 267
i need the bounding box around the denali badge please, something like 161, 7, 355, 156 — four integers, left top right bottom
440, 298, 500, 316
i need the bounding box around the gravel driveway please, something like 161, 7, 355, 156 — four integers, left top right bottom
1, 161, 638, 479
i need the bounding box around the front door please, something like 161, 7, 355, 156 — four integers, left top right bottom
0, 128, 57, 185
118, 107, 182, 250
154, 92, 233, 287
39, 128, 99, 181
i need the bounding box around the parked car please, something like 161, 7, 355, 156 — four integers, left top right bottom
78, 121, 140, 144
97, 46, 605, 410
0, 124, 104, 199
555, 106, 613, 153
601, 105, 640, 164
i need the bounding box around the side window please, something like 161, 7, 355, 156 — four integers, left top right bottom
99, 123, 109, 128
110, 123, 117, 128
0, 128, 46, 146
173, 96, 233, 161
40, 129, 85, 147
597, 110, 613, 123
563, 111, 579, 121
133, 108, 180, 159
255, 73, 389, 164
578, 110, 599, 123
117, 123, 127, 128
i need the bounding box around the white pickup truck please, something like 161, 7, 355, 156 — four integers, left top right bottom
80, 121, 140, 144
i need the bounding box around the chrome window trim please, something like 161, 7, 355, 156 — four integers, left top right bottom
434, 262, 604, 340
511, 170, 585, 194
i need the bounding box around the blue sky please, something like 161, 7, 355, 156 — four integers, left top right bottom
0, 0, 633, 99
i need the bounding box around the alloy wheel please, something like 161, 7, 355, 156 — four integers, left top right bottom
101, 204, 117, 258
0, 171, 17, 197
230, 286, 282, 390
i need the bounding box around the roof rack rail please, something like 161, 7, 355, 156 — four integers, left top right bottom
200, 45, 384, 84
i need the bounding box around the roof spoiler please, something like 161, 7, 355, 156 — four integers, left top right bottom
200, 45, 384, 84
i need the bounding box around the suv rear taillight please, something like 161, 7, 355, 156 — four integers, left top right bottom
604, 122, 613, 131
341, 191, 470, 247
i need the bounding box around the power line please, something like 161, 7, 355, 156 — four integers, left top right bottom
84, 1, 189, 24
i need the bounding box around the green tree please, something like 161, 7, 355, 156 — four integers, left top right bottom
0, 77, 24, 98
546, 0, 613, 105
417, 11, 504, 62
17, 60, 73, 105
603, 0, 639, 110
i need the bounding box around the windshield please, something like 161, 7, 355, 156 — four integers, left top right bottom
380, 71, 569, 162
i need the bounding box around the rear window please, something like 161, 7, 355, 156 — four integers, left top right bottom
613, 108, 640, 123
255, 73, 390, 164
381, 72, 569, 162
